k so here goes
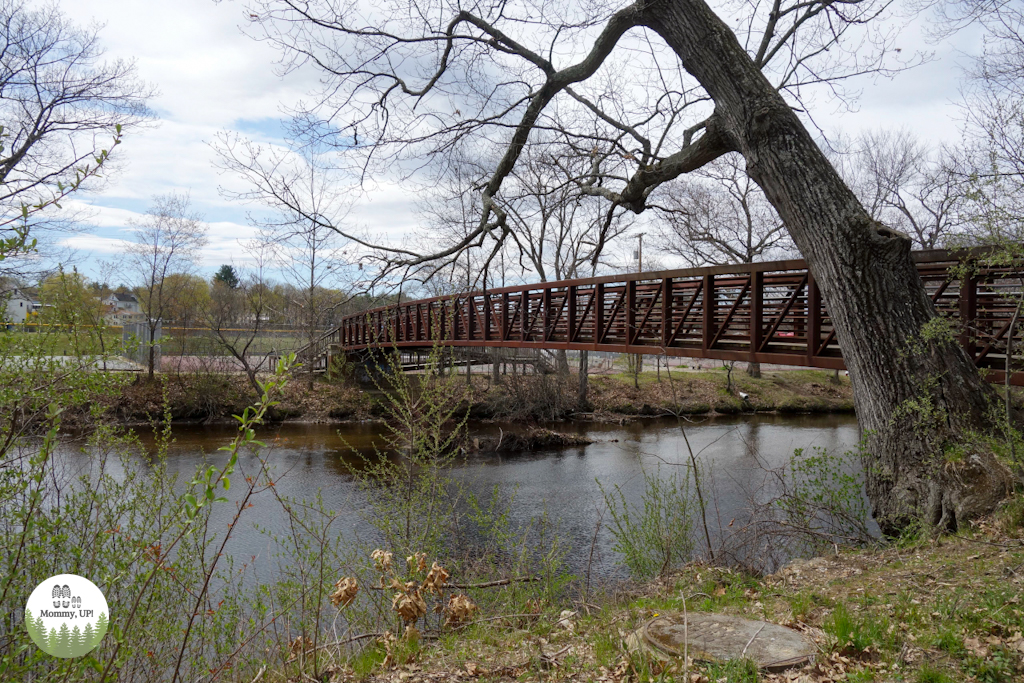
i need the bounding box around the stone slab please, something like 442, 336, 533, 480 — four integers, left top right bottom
635, 612, 816, 672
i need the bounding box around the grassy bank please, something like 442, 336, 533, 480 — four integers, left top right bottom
104, 366, 854, 425
317, 507, 1024, 683
585, 368, 855, 417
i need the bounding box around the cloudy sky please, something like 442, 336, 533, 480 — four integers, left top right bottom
53, 0, 983, 283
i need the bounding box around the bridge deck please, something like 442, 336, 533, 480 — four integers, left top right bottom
302, 249, 1024, 385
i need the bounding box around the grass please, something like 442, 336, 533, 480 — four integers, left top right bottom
2, 327, 123, 355
585, 366, 855, 416
297, 496, 1024, 683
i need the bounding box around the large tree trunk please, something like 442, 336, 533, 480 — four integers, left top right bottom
645, 0, 1013, 532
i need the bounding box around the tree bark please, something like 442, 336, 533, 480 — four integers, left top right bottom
555, 349, 570, 375
644, 0, 1012, 532
745, 361, 761, 378
578, 350, 590, 409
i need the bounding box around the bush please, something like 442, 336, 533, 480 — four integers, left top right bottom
599, 465, 696, 579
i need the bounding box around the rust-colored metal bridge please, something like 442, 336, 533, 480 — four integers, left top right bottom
301, 249, 1024, 385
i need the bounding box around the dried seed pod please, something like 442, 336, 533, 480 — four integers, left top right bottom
371, 549, 393, 572
422, 561, 450, 594
289, 635, 308, 656
406, 552, 427, 573
444, 593, 478, 627
330, 576, 358, 608
392, 589, 428, 624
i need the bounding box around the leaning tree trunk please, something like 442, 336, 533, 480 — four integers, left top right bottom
644, 0, 1013, 532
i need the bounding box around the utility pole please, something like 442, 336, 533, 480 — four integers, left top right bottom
632, 233, 645, 388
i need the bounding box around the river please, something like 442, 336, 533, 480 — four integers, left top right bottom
81, 413, 861, 582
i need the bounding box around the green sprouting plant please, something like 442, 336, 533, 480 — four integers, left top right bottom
703, 657, 760, 682
824, 603, 891, 654
775, 443, 874, 550
346, 344, 469, 561
183, 353, 296, 520
599, 465, 696, 579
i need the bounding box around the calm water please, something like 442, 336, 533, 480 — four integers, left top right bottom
60, 414, 858, 581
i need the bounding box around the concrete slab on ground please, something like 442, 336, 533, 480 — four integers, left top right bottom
629, 612, 816, 672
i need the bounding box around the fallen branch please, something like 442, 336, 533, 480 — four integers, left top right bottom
284, 632, 384, 663
369, 576, 542, 591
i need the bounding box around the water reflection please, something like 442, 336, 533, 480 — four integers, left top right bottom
71, 414, 860, 581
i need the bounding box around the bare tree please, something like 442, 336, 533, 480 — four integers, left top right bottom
503, 145, 632, 377
932, 1, 1024, 238
218, 139, 355, 387
653, 154, 793, 266
0, 0, 151, 274
204, 242, 278, 396
240, 0, 1012, 530
123, 193, 209, 380
831, 129, 970, 249
653, 153, 793, 376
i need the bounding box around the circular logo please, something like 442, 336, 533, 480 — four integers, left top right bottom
25, 574, 109, 658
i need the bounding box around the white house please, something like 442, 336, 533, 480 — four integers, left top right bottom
3, 288, 37, 324
103, 292, 143, 323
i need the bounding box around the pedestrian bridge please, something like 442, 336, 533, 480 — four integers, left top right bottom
300, 249, 1024, 385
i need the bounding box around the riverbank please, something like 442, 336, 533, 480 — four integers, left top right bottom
309, 503, 1024, 683
104, 366, 855, 425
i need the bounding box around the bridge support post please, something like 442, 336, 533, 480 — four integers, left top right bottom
661, 277, 672, 347
960, 274, 978, 361
627, 279, 636, 346
568, 285, 577, 342
702, 274, 716, 352
750, 271, 763, 359
483, 294, 491, 341
807, 272, 821, 364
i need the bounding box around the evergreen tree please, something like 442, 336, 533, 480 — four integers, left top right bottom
93, 612, 108, 648
213, 264, 239, 289
56, 623, 71, 657
46, 627, 58, 656
69, 625, 84, 657
81, 622, 95, 654
24, 609, 44, 648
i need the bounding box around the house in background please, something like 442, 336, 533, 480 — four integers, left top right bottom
103, 292, 143, 323
3, 287, 41, 325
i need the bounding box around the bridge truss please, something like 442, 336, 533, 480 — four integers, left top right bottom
302, 249, 1024, 385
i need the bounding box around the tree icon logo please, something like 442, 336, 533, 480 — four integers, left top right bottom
25, 574, 109, 658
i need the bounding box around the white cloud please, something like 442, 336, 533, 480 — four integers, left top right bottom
53, 0, 991, 285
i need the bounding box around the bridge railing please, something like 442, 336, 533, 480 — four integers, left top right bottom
301, 248, 1024, 384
